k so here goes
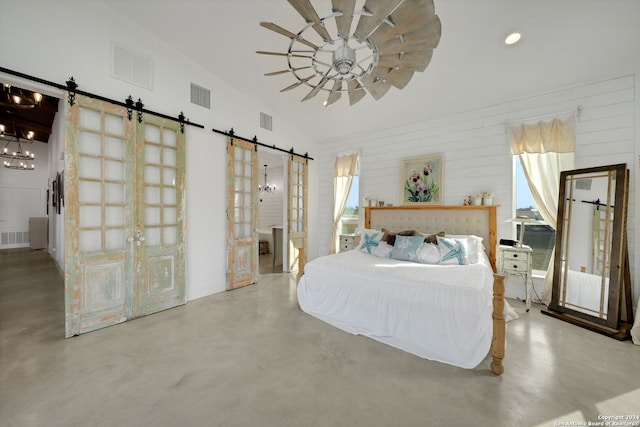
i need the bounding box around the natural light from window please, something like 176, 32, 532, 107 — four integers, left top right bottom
514, 157, 556, 272
341, 175, 359, 234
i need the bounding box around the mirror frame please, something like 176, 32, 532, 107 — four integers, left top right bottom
547, 163, 629, 332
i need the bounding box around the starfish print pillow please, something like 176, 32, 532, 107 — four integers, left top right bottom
436, 236, 470, 265
358, 229, 383, 254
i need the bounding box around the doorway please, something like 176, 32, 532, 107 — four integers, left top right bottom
257, 149, 285, 275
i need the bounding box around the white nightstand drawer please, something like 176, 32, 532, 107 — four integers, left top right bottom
339, 234, 361, 252
502, 250, 530, 261
503, 259, 529, 273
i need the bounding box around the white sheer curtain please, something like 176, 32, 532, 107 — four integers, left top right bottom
331, 153, 359, 254
509, 117, 576, 305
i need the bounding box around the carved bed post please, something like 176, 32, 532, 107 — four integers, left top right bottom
491, 274, 506, 375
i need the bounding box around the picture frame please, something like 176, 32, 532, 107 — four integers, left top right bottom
52, 179, 57, 210
401, 154, 443, 205
55, 172, 61, 214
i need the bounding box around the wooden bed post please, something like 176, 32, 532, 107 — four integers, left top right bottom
491, 274, 506, 375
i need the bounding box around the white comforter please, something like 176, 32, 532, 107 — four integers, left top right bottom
297, 250, 496, 369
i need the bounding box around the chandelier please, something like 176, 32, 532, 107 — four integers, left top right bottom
258, 164, 277, 193
0, 84, 42, 171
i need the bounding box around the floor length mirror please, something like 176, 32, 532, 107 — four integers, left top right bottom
542, 163, 634, 339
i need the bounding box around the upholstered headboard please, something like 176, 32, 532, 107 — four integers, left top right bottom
364, 205, 498, 271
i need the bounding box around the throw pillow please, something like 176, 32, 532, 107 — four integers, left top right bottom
381, 228, 418, 246
390, 235, 426, 262
359, 229, 383, 254
419, 230, 445, 244
372, 241, 393, 258
436, 236, 470, 265
417, 243, 441, 264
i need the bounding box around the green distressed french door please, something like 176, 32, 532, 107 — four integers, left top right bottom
64, 95, 185, 337
288, 155, 308, 279
226, 137, 258, 290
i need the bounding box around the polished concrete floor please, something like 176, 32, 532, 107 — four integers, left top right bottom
1, 249, 639, 427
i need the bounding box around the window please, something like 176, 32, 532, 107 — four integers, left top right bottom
341, 175, 359, 234
514, 157, 556, 272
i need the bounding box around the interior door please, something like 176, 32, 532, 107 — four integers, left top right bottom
288, 155, 308, 279
65, 96, 186, 337
226, 137, 258, 290
135, 113, 186, 315
64, 95, 135, 337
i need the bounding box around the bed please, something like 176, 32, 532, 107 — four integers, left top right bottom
297, 205, 506, 374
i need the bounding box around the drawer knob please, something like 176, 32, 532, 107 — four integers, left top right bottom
513, 264, 518, 269
513, 254, 518, 258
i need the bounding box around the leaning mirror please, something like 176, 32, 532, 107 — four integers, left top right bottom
542, 163, 634, 339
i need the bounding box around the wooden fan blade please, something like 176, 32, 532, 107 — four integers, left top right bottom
360, 74, 392, 100
378, 50, 433, 72
354, 0, 403, 40
325, 80, 343, 106
301, 76, 329, 101
256, 51, 312, 59
347, 79, 366, 105
260, 22, 319, 50
371, 14, 441, 47
332, 0, 357, 38
264, 66, 312, 77
370, 66, 414, 89
280, 75, 316, 92
287, 0, 333, 41
378, 41, 432, 56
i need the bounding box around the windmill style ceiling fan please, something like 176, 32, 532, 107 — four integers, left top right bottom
257, 0, 441, 107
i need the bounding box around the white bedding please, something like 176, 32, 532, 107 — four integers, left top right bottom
297, 249, 497, 369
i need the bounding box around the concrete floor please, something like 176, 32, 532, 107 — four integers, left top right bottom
1, 249, 639, 427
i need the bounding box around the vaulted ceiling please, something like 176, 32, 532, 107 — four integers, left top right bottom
0, 86, 58, 145
97, 0, 640, 143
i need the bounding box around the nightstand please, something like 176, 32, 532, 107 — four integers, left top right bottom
339, 234, 361, 252
498, 244, 533, 311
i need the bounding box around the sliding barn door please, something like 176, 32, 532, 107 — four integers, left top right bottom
65, 95, 135, 337
65, 96, 186, 337
226, 137, 258, 290
135, 113, 186, 315
288, 155, 308, 278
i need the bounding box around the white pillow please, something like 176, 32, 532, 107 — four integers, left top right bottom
445, 234, 484, 264
372, 241, 393, 258
417, 243, 441, 264
436, 236, 470, 265
358, 229, 384, 254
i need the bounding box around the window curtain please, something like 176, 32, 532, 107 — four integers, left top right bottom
509, 117, 576, 305
331, 153, 359, 254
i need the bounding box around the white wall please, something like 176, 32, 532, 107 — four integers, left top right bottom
0, 0, 313, 300
311, 75, 638, 306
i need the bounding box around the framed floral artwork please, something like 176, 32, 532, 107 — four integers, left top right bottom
401, 154, 443, 205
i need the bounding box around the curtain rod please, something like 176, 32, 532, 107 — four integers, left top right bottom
212, 127, 314, 161
505, 106, 582, 129
0, 66, 204, 130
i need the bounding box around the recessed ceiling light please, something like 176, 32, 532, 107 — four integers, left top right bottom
504, 32, 522, 45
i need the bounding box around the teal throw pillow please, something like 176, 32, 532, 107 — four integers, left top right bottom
390, 235, 426, 262
436, 236, 470, 265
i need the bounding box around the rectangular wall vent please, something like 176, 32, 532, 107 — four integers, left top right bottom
575, 178, 592, 191
111, 41, 153, 89
190, 83, 211, 109
1, 231, 29, 245
260, 112, 273, 131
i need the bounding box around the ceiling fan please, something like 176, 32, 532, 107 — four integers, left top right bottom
257, 0, 441, 107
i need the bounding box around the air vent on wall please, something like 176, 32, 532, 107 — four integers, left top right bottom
1, 231, 28, 245
111, 41, 153, 89
190, 83, 211, 109
575, 178, 592, 191
260, 112, 272, 131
